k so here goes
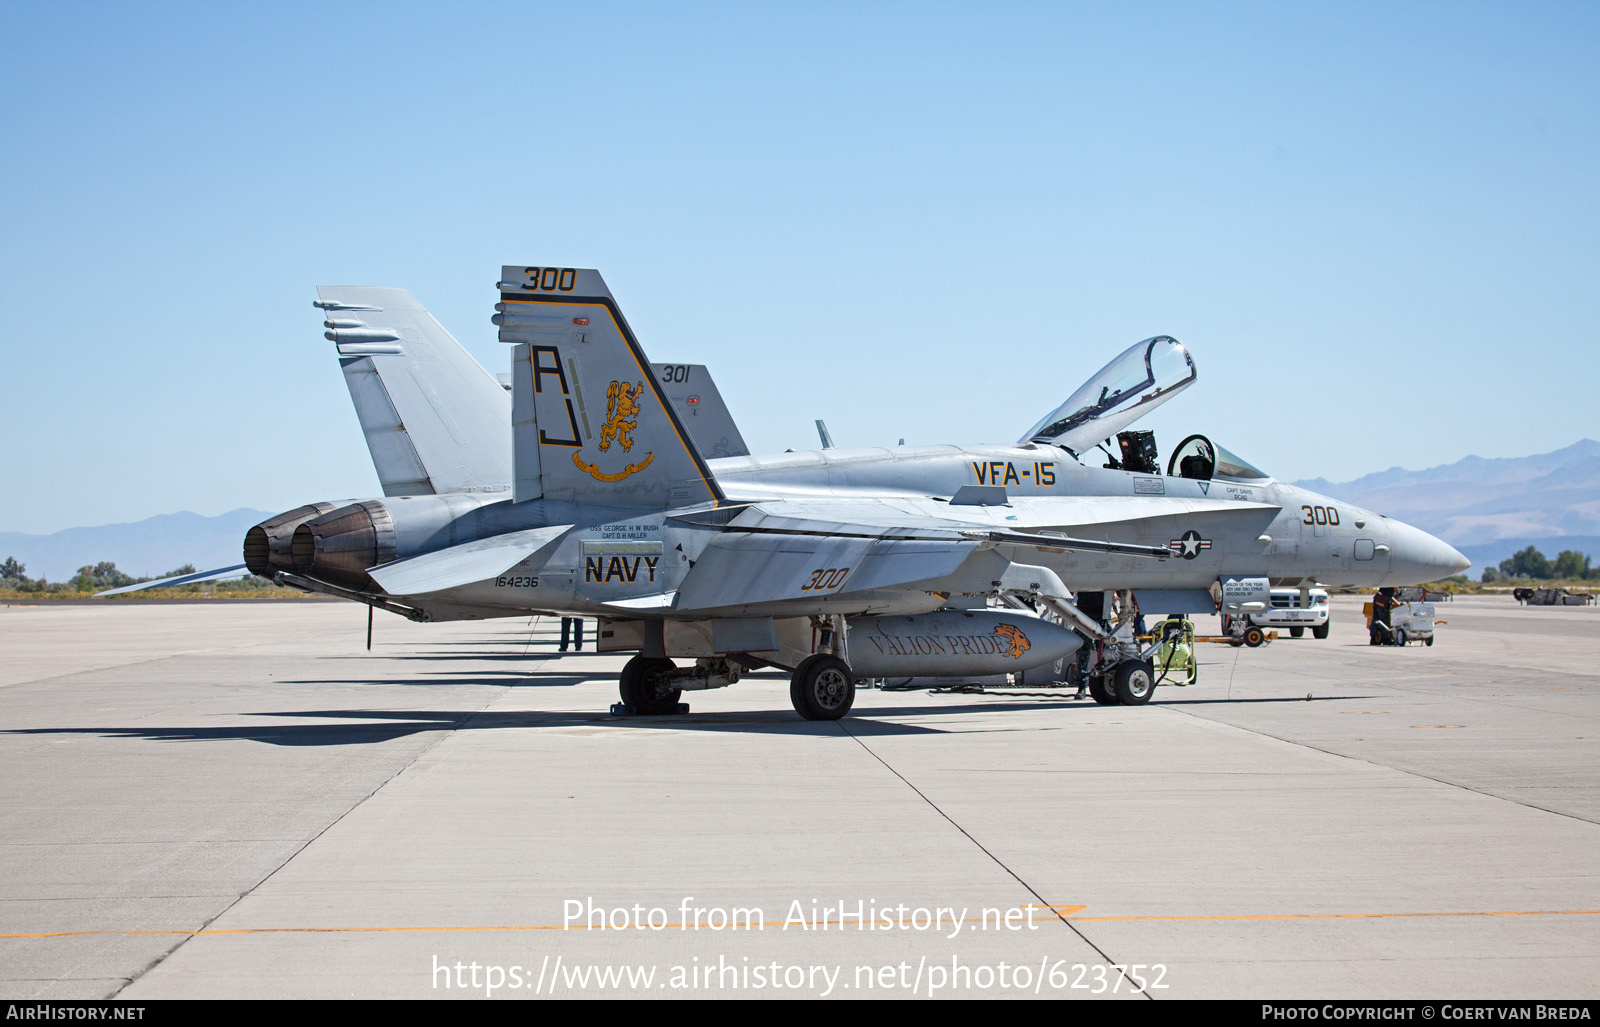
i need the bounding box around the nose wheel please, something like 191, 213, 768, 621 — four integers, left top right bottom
1113, 660, 1155, 705
1087, 660, 1157, 706
1087, 675, 1119, 705
790, 655, 856, 720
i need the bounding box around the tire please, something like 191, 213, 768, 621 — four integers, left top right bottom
1113, 660, 1155, 706
790, 655, 856, 721
1087, 674, 1118, 705
1425, 636, 1434, 646
1312, 622, 1329, 640
1244, 626, 1266, 648
619, 656, 680, 715
1228, 637, 1245, 648
1395, 629, 1406, 647
1289, 627, 1304, 638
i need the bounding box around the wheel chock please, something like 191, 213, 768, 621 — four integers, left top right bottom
609, 702, 691, 717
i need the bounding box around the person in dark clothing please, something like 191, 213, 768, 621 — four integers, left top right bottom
1369, 587, 1399, 645
559, 616, 584, 652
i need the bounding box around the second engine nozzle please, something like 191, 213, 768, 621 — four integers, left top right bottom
243, 502, 345, 579
291, 501, 396, 591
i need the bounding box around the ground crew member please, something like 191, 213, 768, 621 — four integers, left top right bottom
1370, 587, 1399, 646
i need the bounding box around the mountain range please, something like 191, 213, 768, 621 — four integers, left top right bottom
1292, 439, 1600, 574
4, 440, 1597, 582
0, 509, 272, 583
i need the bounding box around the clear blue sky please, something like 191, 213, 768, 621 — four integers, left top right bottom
2, 1, 1595, 533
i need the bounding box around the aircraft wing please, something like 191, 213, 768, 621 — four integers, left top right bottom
667, 493, 1283, 612
679, 495, 1273, 550
675, 535, 974, 611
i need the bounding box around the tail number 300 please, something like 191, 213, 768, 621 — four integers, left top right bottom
801, 567, 851, 592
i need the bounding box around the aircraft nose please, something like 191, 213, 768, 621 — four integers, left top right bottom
1386, 519, 1471, 584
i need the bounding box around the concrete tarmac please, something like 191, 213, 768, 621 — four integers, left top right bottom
1, 595, 1595, 999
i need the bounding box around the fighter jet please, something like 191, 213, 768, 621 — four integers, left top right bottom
235, 266, 1468, 721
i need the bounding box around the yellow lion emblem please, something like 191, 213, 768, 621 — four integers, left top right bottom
993, 623, 1031, 659
599, 380, 643, 453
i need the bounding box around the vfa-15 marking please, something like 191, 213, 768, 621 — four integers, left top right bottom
971, 460, 1057, 487
173, 266, 1466, 721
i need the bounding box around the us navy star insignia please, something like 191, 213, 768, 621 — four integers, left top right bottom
1168, 530, 1212, 559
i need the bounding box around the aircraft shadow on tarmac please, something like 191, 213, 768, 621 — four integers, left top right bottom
2, 708, 939, 745
281, 671, 594, 687
0, 691, 1375, 748
327, 652, 583, 663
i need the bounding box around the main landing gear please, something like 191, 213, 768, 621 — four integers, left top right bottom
790, 654, 856, 720
616, 650, 857, 720
788, 616, 856, 720
618, 655, 683, 715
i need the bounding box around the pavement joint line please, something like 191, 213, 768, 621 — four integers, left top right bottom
15, 908, 1600, 939
1159, 702, 1600, 828
830, 719, 1154, 1000
104, 680, 514, 998
0, 634, 298, 692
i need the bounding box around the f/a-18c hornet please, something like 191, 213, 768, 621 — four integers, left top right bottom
121, 266, 1470, 720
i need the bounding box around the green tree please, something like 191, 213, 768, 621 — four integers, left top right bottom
1499, 546, 1551, 579
72, 562, 138, 591
1481, 567, 1500, 583
1552, 550, 1592, 581
1, 556, 24, 580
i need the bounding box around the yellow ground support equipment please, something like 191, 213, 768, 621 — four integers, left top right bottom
1149, 616, 1199, 685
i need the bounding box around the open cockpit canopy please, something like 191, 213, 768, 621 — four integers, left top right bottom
1021, 336, 1197, 455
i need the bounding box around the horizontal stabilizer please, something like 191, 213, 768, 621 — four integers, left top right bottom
600, 592, 679, 611
94, 564, 249, 597
366, 525, 571, 596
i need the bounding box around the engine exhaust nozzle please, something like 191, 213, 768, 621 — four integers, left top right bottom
290, 501, 396, 591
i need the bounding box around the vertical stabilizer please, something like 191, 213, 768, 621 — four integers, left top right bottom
650, 363, 749, 458
495, 267, 724, 508
317, 287, 511, 496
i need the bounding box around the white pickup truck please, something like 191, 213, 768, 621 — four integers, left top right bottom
1238, 588, 1331, 639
